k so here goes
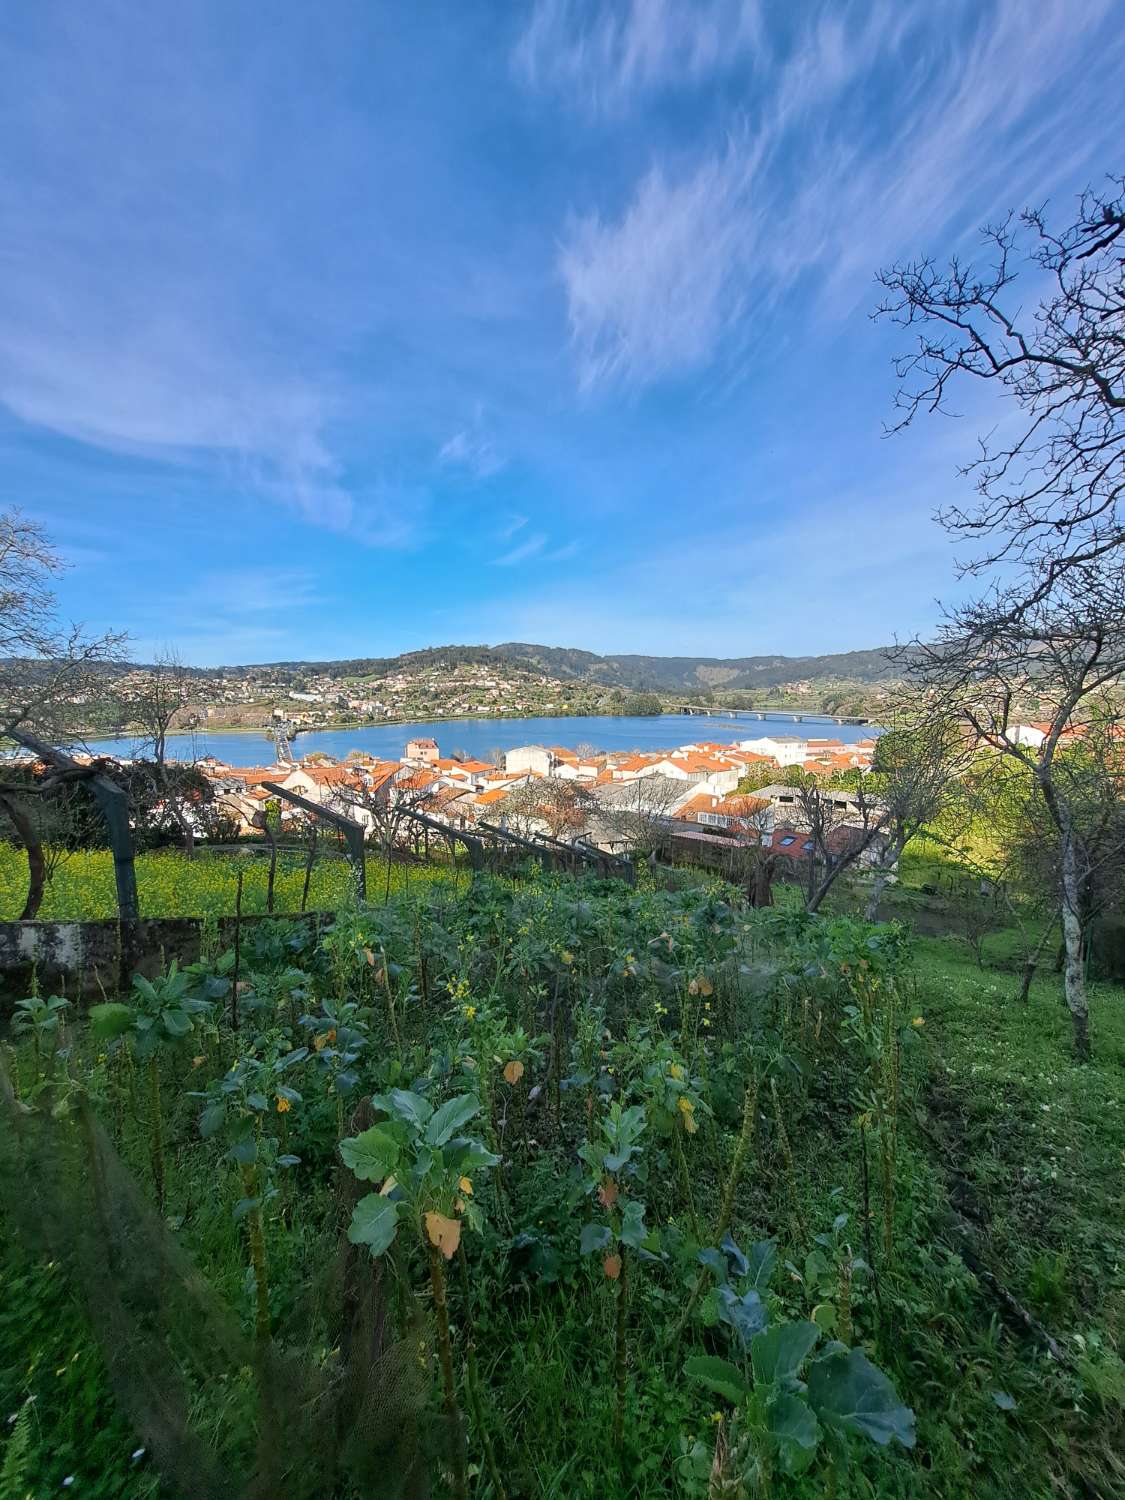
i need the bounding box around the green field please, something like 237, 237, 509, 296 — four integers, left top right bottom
1, 866, 1122, 1498
0, 844, 458, 920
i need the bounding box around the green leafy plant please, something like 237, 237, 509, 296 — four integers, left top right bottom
11, 994, 70, 1086
685, 1232, 914, 1491
90, 963, 211, 1211
340, 1087, 499, 1500
193, 1038, 304, 1339
578, 1101, 657, 1454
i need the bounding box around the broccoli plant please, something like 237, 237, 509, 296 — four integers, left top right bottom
685, 1231, 914, 1491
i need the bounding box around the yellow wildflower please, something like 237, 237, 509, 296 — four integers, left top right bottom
677, 1097, 695, 1114
561, 950, 574, 966
463, 1004, 477, 1020
669, 1063, 684, 1080
710, 1411, 724, 1423
276, 1095, 291, 1114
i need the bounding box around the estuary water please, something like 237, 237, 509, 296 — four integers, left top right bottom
86, 712, 884, 767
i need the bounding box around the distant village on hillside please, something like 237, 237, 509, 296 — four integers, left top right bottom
98, 647, 898, 739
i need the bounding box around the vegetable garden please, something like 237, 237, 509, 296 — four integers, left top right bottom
1, 868, 1122, 1498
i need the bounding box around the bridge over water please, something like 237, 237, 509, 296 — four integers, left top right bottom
670, 704, 871, 727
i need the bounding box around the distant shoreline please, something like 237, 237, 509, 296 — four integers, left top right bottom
81, 710, 884, 768
88, 701, 869, 745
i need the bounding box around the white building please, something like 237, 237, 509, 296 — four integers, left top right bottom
504, 745, 555, 777
736, 735, 808, 766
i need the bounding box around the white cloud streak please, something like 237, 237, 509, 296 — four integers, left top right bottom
438, 408, 505, 478
556, 0, 1121, 391
514, 0, 763, 114
495, 534, 548, 566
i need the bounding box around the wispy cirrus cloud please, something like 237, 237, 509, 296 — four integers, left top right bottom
125, 566, 325, 663
557, 0, 1121, 392
438, 406, 506, 479
493, 531, 581, 566
0, 6, 434, 550
513, 0, 762, 114
494, 533, 547, 567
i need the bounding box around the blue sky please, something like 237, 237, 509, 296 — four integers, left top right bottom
2, 1, 1121, 666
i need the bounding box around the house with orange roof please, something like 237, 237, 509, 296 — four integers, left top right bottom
649, 752, 741, 794
404, 737, 439, 764
674, 791, 770, 837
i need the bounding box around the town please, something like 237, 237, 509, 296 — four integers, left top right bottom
191, 728, 884, 875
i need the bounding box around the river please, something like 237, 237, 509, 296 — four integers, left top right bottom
85, 712, 884, 767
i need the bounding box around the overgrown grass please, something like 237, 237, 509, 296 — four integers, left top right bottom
0, 844, 459, 919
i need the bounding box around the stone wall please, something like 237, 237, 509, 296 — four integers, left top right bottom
0, 912, 329, 1013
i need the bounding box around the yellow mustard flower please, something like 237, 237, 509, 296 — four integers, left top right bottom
276, 1095, 291, 1113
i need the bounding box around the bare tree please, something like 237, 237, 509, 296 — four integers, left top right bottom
791, 780, 882, 913
120, 651, 195, 768
876, 175, 1125, 610
0, 511, 126, 744
498, 777, 593, 842
0, 512, 126, 915
118, 651, 202, 856
341, 770, 459, 902
906, 565, 1125, 1058
594, 775, 682, 860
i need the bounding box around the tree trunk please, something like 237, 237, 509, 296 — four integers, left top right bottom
749, 855, 775, 908
1040, 777, 1091, 1059
0, 793, 46, 919
865, 869, 892, 923
264, 822, 277, 913
1059, 829, 1090, 1060
1017, 921, 1056, 1005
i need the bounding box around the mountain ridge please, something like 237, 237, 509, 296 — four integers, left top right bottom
174, 643, 900, 692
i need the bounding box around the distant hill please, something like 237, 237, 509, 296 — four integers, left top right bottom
188, 642, 900, 692
489, 644, 899, 693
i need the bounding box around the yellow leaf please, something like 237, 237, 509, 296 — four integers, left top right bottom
597, 1179, 619, 1208
424, 1211, 462, 1259
459, 1176, 473, 1196
603, 1253, 622, 1281
503, 1059, 525, 1086
364, 947, 376, 966
379, 1175, 398, 1196
698, 975, 714, 997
